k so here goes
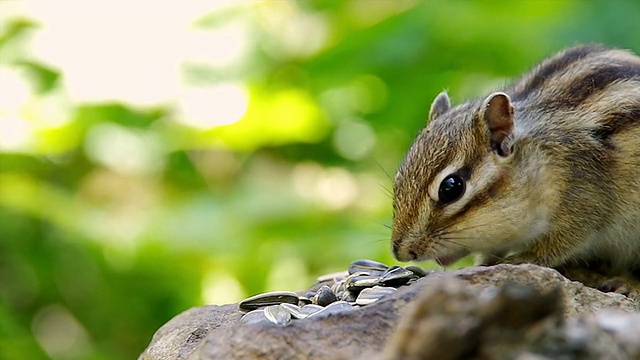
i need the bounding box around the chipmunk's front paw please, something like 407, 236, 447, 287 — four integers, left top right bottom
598, 277, 640, 301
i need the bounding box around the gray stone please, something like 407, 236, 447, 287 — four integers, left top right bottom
139, 264, 640, 360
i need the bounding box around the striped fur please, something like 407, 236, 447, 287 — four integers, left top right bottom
392, 44, 640, 273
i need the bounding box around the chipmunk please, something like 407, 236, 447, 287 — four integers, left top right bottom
391, 45, 640, 283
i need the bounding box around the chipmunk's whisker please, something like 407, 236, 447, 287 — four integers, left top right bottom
378, 184, 393, 199
432, 222, 494, 241
438, 238, 472, 249
376, 161, 394, 183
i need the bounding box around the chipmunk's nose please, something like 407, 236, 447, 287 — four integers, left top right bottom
392, 240, 417, 262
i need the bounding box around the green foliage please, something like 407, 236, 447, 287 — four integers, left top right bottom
1, 1, 639, 359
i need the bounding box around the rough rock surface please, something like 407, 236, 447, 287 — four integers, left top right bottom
139, 265, 640, 360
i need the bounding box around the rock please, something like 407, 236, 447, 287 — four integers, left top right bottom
138, 304, 241, 360
138, 265, 640, 360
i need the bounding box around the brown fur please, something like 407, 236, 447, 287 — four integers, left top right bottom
392, 44, 640, 274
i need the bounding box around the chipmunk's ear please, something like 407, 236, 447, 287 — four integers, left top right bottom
429, 91, 451, 122
481, 92, 514, 157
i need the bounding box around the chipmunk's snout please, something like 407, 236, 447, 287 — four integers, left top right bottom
393, 248, 418, 262
392, 236, 421, 262
393, 229, 471, 265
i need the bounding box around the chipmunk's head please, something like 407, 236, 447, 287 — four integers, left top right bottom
391, 91, 543, 265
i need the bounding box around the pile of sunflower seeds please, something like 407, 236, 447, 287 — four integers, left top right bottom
238, 259, 430, 326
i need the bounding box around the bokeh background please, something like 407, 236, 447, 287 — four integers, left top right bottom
1, 0, 639, 359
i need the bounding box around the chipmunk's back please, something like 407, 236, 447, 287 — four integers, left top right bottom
506, 45, 640, 135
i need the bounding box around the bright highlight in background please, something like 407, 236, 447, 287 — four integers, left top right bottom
0, 68, 33, 151
178, 83, 250, 129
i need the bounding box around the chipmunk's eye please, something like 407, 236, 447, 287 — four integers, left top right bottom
438, 175, 465, 205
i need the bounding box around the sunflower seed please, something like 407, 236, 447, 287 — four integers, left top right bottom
331, 281, 346, 294
405, 265, 429, 277
264, 305, 292, 326
316, 270, 349, 283
279, 303, 303, 318
298, 296, 312, 306
355, 286, 397, 306
299, 304, 324, 317
239, 291, 299, 312
340, 290, 357, 302
379, 266, 416, 287
348, 259, 389, 276
345, 274, 381, 291
307, 301, 353, 319
240, 309, 269, 325
316, 285, 338, 306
